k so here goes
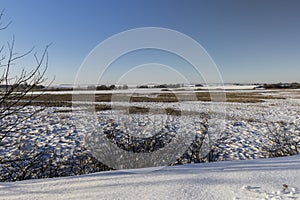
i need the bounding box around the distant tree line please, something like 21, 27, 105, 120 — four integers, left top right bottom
137, 84, 183, 89
87, 84, 128, 90
259, 82, 300, 89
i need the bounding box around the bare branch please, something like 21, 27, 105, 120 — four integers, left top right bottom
0, 9, 12, 30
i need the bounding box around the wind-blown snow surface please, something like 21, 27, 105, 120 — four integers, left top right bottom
1, 155, 299, 200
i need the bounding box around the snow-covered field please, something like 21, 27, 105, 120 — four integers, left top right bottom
1, 88, 300, 199
21, 89, 300, 160
1, 155, 299, 200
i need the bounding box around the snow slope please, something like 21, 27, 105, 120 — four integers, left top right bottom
1, 155, 299, 200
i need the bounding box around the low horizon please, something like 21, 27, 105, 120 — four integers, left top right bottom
52, 82, 298, 87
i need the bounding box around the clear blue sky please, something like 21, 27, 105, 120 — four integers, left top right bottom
1, 0, 300, 85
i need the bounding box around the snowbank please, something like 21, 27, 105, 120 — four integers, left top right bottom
1, 155, 299, 200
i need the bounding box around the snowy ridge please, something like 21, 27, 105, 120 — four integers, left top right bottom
1, 155, 299, 200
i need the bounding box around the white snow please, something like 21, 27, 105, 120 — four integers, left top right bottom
201, 84, 257, 90
1, 155, 299, 200
1, 88, 300, 199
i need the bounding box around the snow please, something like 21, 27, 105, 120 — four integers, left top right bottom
1, 88, 300, 199
201, 84, 257, 90
2, 96, 296, 168
1, 155, 299, 200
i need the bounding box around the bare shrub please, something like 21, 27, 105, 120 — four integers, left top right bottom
261, 121, 300, 158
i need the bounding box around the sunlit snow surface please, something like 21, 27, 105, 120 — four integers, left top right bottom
1, 155, 299, 200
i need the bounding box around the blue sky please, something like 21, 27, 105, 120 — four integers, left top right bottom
1, 0, 299, 85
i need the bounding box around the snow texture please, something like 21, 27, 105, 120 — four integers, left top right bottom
1, 155, 299, 200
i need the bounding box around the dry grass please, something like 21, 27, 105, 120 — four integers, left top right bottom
20, 90, 291, 117
23, 90, 287, 107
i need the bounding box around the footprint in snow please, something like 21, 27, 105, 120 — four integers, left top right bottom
241, 185, 299, 199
